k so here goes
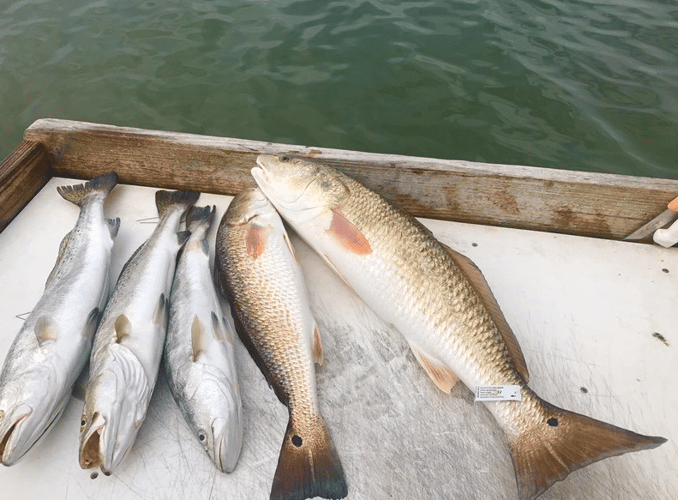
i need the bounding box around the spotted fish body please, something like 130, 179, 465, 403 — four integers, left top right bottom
214, 188, 347, 500
79, 189, 199, 474
252, 155, 666, 500
0, 173, 119, 466
164, 205, 243, 473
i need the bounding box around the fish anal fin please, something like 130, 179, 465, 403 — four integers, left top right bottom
271, 416, 347, 500
410, 345, 459, 393
313, 325, 324, 365
192, 315, 208, 361
245, 223, 271, 260
510, 396, 667, 500
35, 316, 58, 345
114, 315, 132, 344
107, 218, 121, 239
329, 210, 372, 255
441, 242, 530, 383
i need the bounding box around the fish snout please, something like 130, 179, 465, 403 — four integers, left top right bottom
212, 417, 241, 473
0, 404, 33, 466
79, 412, 106, 469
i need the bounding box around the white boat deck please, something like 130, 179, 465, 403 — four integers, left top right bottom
0, 178, 675, 500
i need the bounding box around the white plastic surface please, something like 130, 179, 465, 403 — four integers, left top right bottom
0, 178, 676, 499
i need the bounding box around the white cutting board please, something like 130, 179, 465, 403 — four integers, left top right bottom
0, 177, 675, 500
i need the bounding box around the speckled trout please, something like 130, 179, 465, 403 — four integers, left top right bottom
214, 188, 347, 500
79, 189, 199, 474
164, 205, 243, 473
0, 173, 119, 466
252, 155, 666, 500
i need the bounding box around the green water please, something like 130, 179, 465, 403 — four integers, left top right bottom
1, 0, 677, 179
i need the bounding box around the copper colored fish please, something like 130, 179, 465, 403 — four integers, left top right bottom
214, 188, 347, 500
251, 154, 666, 500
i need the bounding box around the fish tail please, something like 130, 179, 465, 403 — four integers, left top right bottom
57, 172, 119, 206
155, 190, 200, 220
185, 205, 215, 237
271, 415, 347, 500
508, 394, 667, 500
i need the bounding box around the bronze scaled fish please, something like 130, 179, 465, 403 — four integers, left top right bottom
251, 154, 667, 500
214, 188, 347, 500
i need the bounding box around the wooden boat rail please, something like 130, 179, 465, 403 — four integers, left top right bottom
2, 118, 676, 239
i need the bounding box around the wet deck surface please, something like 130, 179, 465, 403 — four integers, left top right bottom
1, 178, 675, 500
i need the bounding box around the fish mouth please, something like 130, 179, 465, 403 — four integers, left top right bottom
212, 417, 240, 473
80, 412, 106, 470
0, 405, 32, 466
252, 162, 316, 207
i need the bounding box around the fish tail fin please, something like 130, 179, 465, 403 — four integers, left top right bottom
185, 205, 215, 238
155, 190, 200, 220
57, 172, 119, 206
508, 395, 667, 500
271, 415, 348, 500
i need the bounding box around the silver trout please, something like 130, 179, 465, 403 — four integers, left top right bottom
0, 173, 119, 466
79, 189, 199, 474
214, 188, 347, 500
252, 154, 666, 500
164, 205, 243, 473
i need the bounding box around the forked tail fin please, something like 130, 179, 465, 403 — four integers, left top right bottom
271, 414, 347, 500
508, 397, 666, 500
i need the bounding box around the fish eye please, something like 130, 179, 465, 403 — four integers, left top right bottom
80, 417, 87, 427
280, 155, 290, 162
198, 431, 207, 442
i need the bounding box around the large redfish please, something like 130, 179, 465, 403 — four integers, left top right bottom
214, 188, 347, 500
251, 154, 666, 500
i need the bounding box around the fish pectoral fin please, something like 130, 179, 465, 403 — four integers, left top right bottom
192, 315, 208, 361
245, 222, 272, 260
114, 314, 132, 344
35, 316, 58, 345
440, 242, 530, 383
410, 345, 459, 393
313, 325, 324, 365
328, 209, 372, 255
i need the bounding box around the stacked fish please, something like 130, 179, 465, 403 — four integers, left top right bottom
0, 159, 668, 500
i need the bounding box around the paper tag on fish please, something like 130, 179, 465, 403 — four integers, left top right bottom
474, 385, 522, 402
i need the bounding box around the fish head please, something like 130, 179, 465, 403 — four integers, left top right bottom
252, 155, 350, 222
0, 370, 63, 465
183, 373, 243, 473
79, 367, 144, 474
224, 188, 277, 226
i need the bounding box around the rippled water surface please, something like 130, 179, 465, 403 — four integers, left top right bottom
1, 0, 677, 178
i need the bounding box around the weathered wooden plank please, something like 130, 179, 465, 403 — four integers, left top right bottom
0, 139, 52, 233
23, 118, 678, 240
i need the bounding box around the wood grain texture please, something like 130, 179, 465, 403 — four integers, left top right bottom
0, 140, 52, 233
20, 118, 678, 240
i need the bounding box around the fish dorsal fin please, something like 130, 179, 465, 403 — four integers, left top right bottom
35, 316, 58, 345
211, 311, 226, 341
410, 344, 459, 393
45, 231, 72, 288
154, 293, 168, 327
192, 315, 207, 361
177, 230, 191, 246
313, 324, 324, 365
440, 242, 530, 383
328, 209, 372, 255
245, 223, 272, 260
107, 218, 121, 239
114, 314, 132, 343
